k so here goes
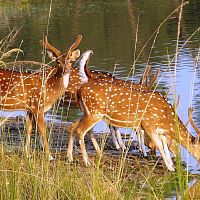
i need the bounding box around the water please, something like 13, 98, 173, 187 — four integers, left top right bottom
0, 0, 200, 172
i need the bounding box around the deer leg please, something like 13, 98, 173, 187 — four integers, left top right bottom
36, 113, 53, 160
113, 126, 126, 150
149, 135, 178, 158
67, 119, 80, 162
142, 123, 174, 171
109, 125, 120, 150
151, 132, 174, 171
89, 131, 101, 155
161, 135, 174, 167
137, 129, 147, 157
145, 136, 176, 157
109, 125, 126, 150
76, 115, 102, 166
25, 111, 34, 158
68, 119, 102, 161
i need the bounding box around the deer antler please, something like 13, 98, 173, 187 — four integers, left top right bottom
187, 107, 200, 136
140, 65, 151, 86
148, 68, 160, 90
40, 36, 62, 58
66, 35, 82, 59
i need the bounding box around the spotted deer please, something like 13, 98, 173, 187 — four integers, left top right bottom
0, 35, 82, 160
68, 60, 200, 171
46, 40, 159, 153
66, 49, 162, 158
42, 44, 126, 151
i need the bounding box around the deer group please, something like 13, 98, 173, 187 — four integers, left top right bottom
1, 34, 200, 172
67, 49, 200, 171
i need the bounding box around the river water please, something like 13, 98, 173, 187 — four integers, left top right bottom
0, 0, 200, 173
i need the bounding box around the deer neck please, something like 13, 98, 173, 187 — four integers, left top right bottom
173, 121, 200, 161
45, 67, 70, 101
55, 65, 70, 89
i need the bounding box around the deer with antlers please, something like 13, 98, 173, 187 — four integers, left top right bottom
41, 45, 126, 151
67, 52, 200, 171
0, 35, 82, 160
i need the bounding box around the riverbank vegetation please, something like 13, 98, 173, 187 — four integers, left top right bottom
0, 116, 199, 199
0, 144, 190, 199
0, 1, 200, 199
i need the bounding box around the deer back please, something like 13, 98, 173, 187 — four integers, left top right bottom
77, 78, 200, 160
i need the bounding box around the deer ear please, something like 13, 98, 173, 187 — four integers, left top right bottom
71, 49, 80, 61
47, 50, 57, 61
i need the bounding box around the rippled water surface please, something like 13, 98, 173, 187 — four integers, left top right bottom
0, 0, 200, 172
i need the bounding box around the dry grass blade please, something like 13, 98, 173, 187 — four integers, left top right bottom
0, 48, 23, 60
0, 61, 6, 68
139, 65, 151, 85
0, 113, 14, 126
0, 27, 22, 53
176, 95, 180, 110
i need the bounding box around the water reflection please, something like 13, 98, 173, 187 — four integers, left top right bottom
0, 0, 200, 171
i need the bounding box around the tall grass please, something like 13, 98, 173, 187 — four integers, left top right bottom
0, 147, 180, 199
0, 1, 200, 199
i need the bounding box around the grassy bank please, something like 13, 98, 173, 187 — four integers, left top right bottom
0, 118, 196, 200
0, 148, 180, 200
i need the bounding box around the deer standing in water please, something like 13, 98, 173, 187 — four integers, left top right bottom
67, 52, 200, 171
0, 35, 82, 160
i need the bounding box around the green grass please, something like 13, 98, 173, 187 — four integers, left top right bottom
0, 138, 198, 200
0, 146, 182, 200
0, 119, 195, 200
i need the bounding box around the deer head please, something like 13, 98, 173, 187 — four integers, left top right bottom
40, 35, 82, 74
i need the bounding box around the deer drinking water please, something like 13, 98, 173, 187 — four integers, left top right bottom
67, 53, 200, 171
0, 35, 82, 160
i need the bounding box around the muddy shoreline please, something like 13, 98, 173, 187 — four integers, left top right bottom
0, 116, 184, 171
